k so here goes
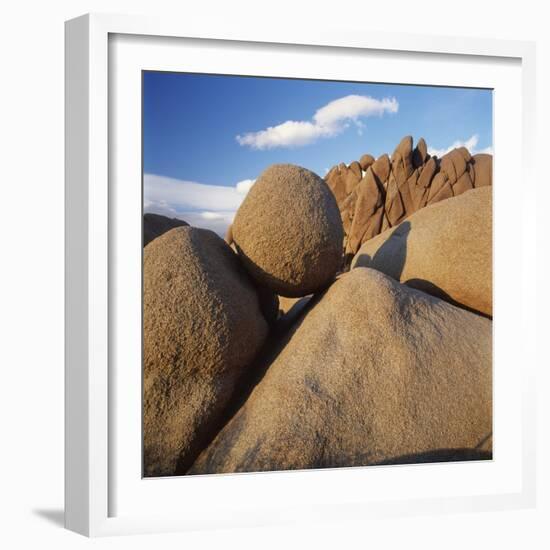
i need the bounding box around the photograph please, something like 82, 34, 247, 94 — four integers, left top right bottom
142, 72, 493, 478
0, 0, 543, 544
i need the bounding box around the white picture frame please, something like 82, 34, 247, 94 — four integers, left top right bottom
65, 12, 537, 537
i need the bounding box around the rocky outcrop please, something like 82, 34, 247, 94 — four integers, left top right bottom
324, 136, 493, 262
143, 227, 269, 476
352, 187, 492, 317
232, 164, 344, 297
359, 153, 375, 171
189, 268, 492, 474
345, 169, 386, 255
325, 162, 363, 205
143, 213, 188, 246
472, 153, 493, 188
142, 152, 493, 480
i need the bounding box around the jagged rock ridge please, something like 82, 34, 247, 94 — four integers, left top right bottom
325, 136, 492, 263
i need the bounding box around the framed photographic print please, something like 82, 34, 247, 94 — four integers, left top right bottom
65, 13, 537, 536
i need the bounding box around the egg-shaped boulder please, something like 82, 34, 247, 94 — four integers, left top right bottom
232, 164, 344, 297
143, 226, 269, 477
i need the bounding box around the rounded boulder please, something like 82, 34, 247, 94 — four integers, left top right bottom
232, 164, 344, 297
143, 226, 269, 476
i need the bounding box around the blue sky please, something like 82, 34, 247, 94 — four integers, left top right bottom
143, 71, 492, 235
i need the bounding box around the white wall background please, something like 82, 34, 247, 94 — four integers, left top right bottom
0, 1, 547, 548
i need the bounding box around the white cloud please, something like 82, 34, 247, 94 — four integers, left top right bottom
236, 120, 336, 149
143, 174, 255, 236
200, 211, 228, 220
236, 94, 399, 150
235, 178, 256, 194
313, 95, 398, 127
428, 134, 493, 157
172, 211, 235, 236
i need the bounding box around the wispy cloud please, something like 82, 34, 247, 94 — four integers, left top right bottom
144, 174, 255, 236
313, 95, 399, 127
428, 134, 493, 158
236, 94, 399, 150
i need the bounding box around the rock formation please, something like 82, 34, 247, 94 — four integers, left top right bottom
472, 153, 493, 188
232, 164, 344, 297
352, 187, 492, 317
223, 222, 279, 324
143, 226, 269, 476
142, 154, 493, 478
143, 212, 188, 246
325, 136, 493, 262
189, 268, 492, 474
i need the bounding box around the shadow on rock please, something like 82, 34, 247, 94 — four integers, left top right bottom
405, 278, 492, 319
353, 221, 411, 280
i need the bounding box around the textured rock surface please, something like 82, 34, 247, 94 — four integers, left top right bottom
222, 223, 279, 325
143, 213, 188, 246
345, 168, 385, 255
413, 137, 428, 168
232, 164, 344, 297
352, 187, 492, 316
189, 268, 492, 474
371, 153, 391, 185
324, 136, 493, 260
359, 153, 375, 171
143, 227, 269, 476
325, 162, 362, 204
472, 153, 493, 187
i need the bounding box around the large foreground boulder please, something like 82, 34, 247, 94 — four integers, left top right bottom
352, 187, 492, 316
189, 268, 492, 474
143, 227, 269, 476
143, 212, 188, 246
232, 164, 344, 297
